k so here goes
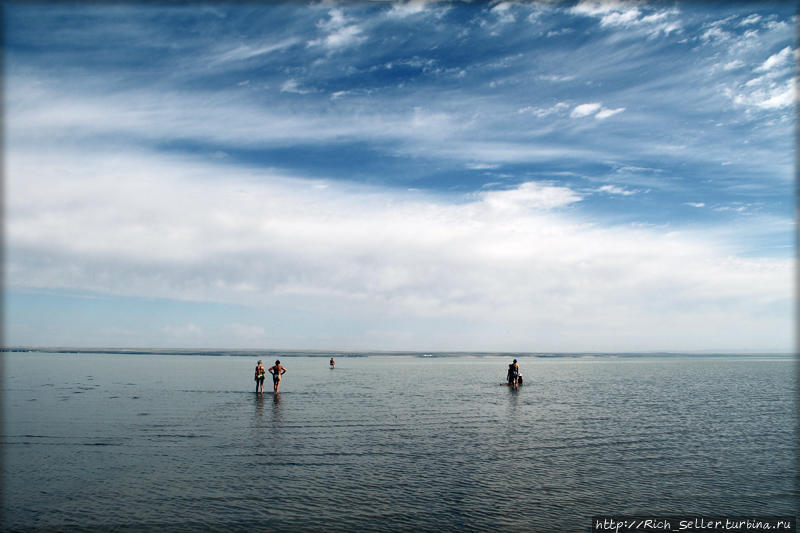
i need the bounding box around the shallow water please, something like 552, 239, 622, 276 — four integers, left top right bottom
2, 352, 797, 531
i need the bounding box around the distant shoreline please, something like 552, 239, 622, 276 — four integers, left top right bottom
1, 347, 794, 358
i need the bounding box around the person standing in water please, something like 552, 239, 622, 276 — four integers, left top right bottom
269, 360, 287, 394
255, 360, 266, 394
507, 358, 520, 388
330, 357, 335, 368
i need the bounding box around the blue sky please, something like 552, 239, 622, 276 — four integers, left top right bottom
4, 1, 796, 352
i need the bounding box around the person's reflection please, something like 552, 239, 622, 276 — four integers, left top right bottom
251, 392, 267, 437
255, 393, 265, 420
507, 385, 520, 410
272, 390, 282, 422
272, 388, 283, 430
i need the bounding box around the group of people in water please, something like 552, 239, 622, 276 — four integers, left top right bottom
255, 357, 521, 394
507, 358, 522, 388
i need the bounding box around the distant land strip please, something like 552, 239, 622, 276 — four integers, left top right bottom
1, 347, 794, 358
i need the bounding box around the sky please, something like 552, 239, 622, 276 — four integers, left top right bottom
3, 1, 797, 352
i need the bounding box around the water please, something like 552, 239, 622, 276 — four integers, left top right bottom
2, 352, 797, 531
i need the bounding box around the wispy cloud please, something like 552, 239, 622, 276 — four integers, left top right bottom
386, 0, 437, 19
518, 102, 569, 117
308, 8, 366, 50
723, 59, 745, 70
726, 72, 795, 110
739, 14, 761, 26
490, 2, 516, 24
756, 45, 794, 72
210, 38, 299, 65
596, 184, 638, 196
570, 102, 625, 119
701, 25, 731, 43
571, 0, 680, 36
595, 107, 626, 119
281, 78, 314, 94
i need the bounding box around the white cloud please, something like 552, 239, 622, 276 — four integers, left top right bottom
518, 102, 569, 117
755, 83, 795, 109
491, 2, 516, 24
597, 184, 636, 196
326, 25, 364, 48
639, 12, 667, 25
713, 205, 748, 213
536, 74, 576, 82
546, 27, 574, 38
756, 46, 793, 72
723, 60, 744, 70
386, 0, 433, 19
701, 26, 730, 43
6, 75, 618, 173
729, 78, 795, 110
739, 14, 761, 26
724, 43, 796, 112
570, 0, 627, 17
685, 202, 706, 208
281, 78, 313, 94
600, 7, 640, 27
595, 106, 625, 119
8, 76, 464, 153
571, 103, 625, 120
742, 29, 758, 40
308, 8, 365, 50
422, 140, 602, 164
210, 39, 299, 65
466, 162, 500, 170
5, 146, 792, 350
481, 182, 583, 211
571, 102, 603, 118
571, 1, 680, 36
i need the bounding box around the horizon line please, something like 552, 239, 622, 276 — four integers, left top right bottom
2, 346, 795, 357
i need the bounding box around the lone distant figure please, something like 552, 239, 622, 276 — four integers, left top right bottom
269, 360, 287, 394
330, 357, 335, 368
255, 360, 266, 394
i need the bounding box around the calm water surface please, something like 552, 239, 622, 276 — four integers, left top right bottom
2, 352, 797, 531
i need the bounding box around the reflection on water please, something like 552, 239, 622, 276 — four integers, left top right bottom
254, 394, 265, 419
271, 391, 282, 425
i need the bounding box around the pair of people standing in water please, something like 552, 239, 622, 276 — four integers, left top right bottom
255, 359, 286, 394
255, 358, 335, 394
